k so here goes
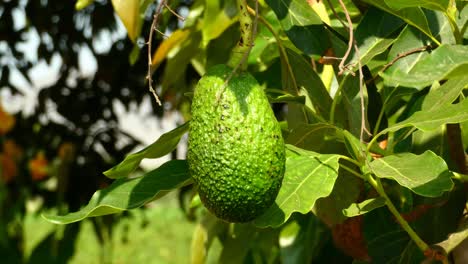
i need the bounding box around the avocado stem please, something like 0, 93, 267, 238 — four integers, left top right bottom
227, 0, 254, 70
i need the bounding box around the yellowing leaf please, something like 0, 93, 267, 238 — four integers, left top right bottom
75, 0, 94, 10
111, 0, 140, 42
151, 29, 191, 72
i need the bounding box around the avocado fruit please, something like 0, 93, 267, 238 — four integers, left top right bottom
188, 64, 285, 222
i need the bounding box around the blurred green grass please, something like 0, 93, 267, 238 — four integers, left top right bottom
24, 193, 195, 264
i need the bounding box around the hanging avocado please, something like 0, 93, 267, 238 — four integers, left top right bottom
187, 64, 285, 222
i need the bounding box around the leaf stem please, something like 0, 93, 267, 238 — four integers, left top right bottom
339, 155, 362, 167
339, 163, 364, 179
330, 74, 349, 124
452, 172, 468, 182
366, 174, 429, 252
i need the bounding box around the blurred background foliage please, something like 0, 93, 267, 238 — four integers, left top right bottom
0, 0, 195, 262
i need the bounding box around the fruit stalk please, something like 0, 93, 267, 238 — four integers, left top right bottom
227, 0, 253, 70
366, 174, 429, 252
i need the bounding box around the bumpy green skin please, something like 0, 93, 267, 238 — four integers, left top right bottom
188, 64, 285, 223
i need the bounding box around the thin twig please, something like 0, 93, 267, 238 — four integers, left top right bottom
164, 3, 185, 21
325, 0, 347, 29
337, 0, 354, 75
146, 0, 167, 106
380, 45, 434, 74
366, 45, 434, 84
154, 28, 169, 39
354, 43, 371, 142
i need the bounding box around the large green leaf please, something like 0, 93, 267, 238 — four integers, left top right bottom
381, 26, 430, 92
383, 98, 468, 133
43, 160, 191, 224
349, 7, 404, 69
421, 77, 468, 111
103, 122, 189, 179
254, 145, 341, 228
384, 0, 450, 12
266, 0, 330, 57
202, 0, 237, 46
362, 0, 435, 42
382, 45, 468, 88
368, 151, 454, 197
425, 9, 456, 44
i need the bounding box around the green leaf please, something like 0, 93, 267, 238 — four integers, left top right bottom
349, 7, 404, 69
435, 211, 468, 254
266, 0, 330, 57
313, 168, 362, 226
425, 9, 456, 44
103, 122, 189, 179
285, 123, 341, 152
286, 49, 332, 120
111, 0, 141, 42
421, 77, 468, 111
253, 145, 341, 228
202, 0, 237, 46
342, 197, 386, 217
368, 151, 454, 197
382, 26, 431, 92
382, 45, 468, 88
384, 0, 450, 12
383, 98, 468, 133
43, 160, 191, 224
362, 0, 436, 43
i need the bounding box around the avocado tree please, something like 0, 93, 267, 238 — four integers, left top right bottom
44, 0, 468, 263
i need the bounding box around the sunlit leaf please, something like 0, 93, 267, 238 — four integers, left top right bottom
349, 7, 404, 70
111, 0, 140, 42
421, 77, 468, 111
104, 122, 189, 179
43, 160, 191, 224
368, 151, 454, 197
342, 197, 386, 217
383, 99, 468, 133
384, 0, 450, 12
266, 0, 330, 57
362, 0, 435, 42
151, 29, 191, 72
382, 45, 468, 88
202, 0, 237, 46
254, 145, 340, 228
